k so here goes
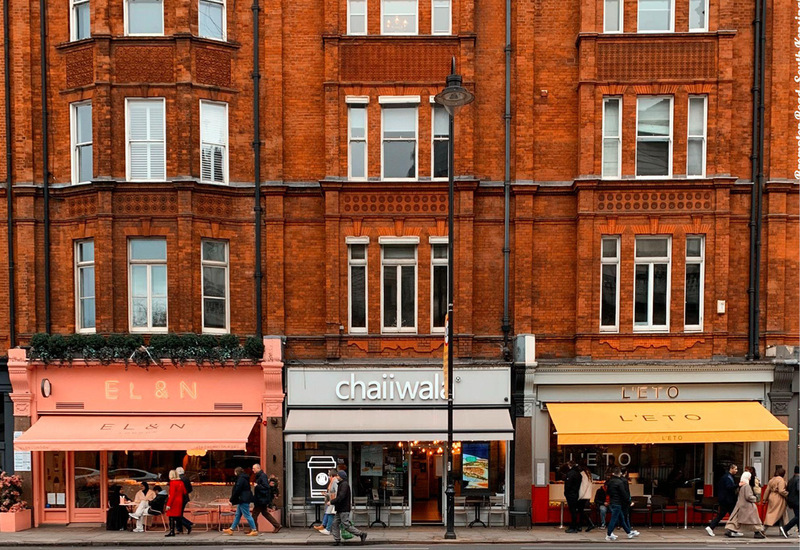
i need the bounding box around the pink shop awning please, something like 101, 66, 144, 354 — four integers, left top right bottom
13, 415, 258, 451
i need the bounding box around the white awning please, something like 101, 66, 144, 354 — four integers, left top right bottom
284, 408, 514, 442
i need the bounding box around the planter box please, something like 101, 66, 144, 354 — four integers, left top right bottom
0, 510, 32, 532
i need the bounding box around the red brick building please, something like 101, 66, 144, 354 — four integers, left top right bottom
0, 0, 797, 527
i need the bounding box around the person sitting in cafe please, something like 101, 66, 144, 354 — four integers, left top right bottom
129, 481, 157, 532
149, 485, 167, 514
106, 485, 131, 531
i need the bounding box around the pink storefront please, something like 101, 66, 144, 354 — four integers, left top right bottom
8, 339, 284, 526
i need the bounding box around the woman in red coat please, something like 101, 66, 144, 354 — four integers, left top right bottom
165, 470, 187, 537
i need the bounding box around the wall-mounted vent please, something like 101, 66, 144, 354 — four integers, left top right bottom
214, 403, 243, 411
55, 402, 85, 410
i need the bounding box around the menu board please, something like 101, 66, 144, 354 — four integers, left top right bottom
360, 445, 383, 477
462, 442, 489, 490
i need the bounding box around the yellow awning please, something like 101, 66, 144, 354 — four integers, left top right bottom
548, 401, 789, 445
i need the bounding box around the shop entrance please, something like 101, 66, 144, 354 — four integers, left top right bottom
410, 444, 443, 524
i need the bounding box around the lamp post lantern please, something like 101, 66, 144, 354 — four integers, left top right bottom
434, 57, 473, 541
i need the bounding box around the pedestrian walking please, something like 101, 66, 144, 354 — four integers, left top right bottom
175, 466, 193, 534
763, 466, 789, 536
222, 467, 259, 536
604, 467, 639, 541
706, 463, 738, 536
315, 468, 338, 535
564, 460, 583, 533
329, 470, 367, 546
164, 470, 187, 537
725, 470, 765, 538
252, 463, 282, 533
782, 466, 799, 538
579, 464, 595, 532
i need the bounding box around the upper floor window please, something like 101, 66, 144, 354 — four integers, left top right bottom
432, 0, 451, 34
200, 100, 228, 184
636, 96, 672, 177
432, 104, 449, 179
75, 240, 95, 332
381, 242, 417, 332
430, 239, 448, 332
381, 101, 418, 180
600, 236, 620, 331
129, 238, 167, 332
348, 104, 368, 180
126, 98, 166, 181
684, 236, 705, 331
382, 0, 417, 34
604, 0, 622, 33
71, 101, 92, 184
348, 0, 367, 34
687, 96, 707, 177
348, 240, 368, 332
126, 0, 164, 35
634, 236, 670, 331
71, 0, 91, 40
602, 97, 621, 178
638, 0, 673, 32
689, 0, 707, 31
201, 239, 229, 333
199, 0, 226, 40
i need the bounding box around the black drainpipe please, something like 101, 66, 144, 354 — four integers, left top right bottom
252, 0, 263, 340
39, 0, 51, 334
747, 0, 765, 360
4, 0, 15, 347
504, 0, 515, 509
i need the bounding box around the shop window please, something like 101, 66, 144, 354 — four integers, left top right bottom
44, 451, 67, 508
637, 0, 673, 32
431, 104, 449, 179
381, 104, 418, 180
200, 100, 228, 184
381, 243, 417, 332
71, 101, 93, 184
712, 443, 744, 496
292, 442, 349, 500
689, 0, 707, 31
71, 0, 91, 40
348, 105, 368, 180
636, 96, 672, 177
348, 241, 368, 333
430, 240, 448, 332
431, 0, 451, 34
634, 236, 671, 331
687, 96, 707, 177
198, 0, 226, 40
126, 98, 166, 181
74, 451, 101, 508
599, 236, 619, 331
382, 0, 417, 34
684, 236, 704, 331
602, 97, 621, 178
128, 238, 168, 332
348, 0, 367, 34
201, 239, 229, 333
125, 0, 164, 35
452, 440, 506, 496
604, 0, 622, 32
75, 239, 96, 332
352, 443, 408, 501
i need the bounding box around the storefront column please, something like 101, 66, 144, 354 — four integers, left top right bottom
7, 348, 33, 509
768, 361, 795, 474
261, 336, 285, 507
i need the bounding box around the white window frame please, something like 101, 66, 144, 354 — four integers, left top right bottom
381, 0, 418, 35
201, 239, 230, 334
688, 0, 708, 32
199, 100, 229, 185
431, 101, 449, 181
347, 237, 369, 333
70, 100, 92, 185
125, 98, 166, 182
635, 95, 673, 178
124, 0, 164, 36
431, 0, 451, 35
637, 0, 674, 33
380, 98, 419, 181
603, 0, 623, 33
348, 104, 368, 181
633, 236, 671, 332
128, 238, 168, 333
599, 236, 620, 332
430, 236, 448, 333
347, 0, 367, 35
198, 0, 227, 40
74, 239, 96, 333
380, 236, 419, 333
684, 235, 705, 332
602, 97, 622, 179
70, 0, 91, 41
686, 95, 707, 178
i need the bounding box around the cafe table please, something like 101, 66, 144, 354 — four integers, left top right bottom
465, 496, 488, 528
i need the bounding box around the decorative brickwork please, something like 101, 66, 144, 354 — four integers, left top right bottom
112, 193, 178, 215
114, 45, 175, 83
195, 48, 232, 88
597, 41, 716, 81
65, 47, 94, 88
341, 193, 447, 214
340, 42, 457, 82
596, 191, 713, 212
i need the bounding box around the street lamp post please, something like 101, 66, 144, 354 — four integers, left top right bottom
434, 57, 474, 541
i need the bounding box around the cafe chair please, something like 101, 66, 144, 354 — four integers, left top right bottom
507, 499, 532, 529
142, 508, 168, 532
386, 496, 406, 527
649, 495, 671, 528
288, 497, 309, 528
352, 496, 371, 526
693, 496, 719, 524
674, 487, 695, 527
454, 496, 470, 527
185, 502, 212, 531
629, 496, 650, 528
487, 495, 506, 527
581, 500, 596, 529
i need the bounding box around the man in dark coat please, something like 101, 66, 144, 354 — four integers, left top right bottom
222, 467, 259, 536
329, 470, 366, 546
706, 463, 738, 536
782, 466, 799, 537
175, 467, 194, 534
563, 461, 583, 533
251, 463, 281, 533
604, 467, 639, 541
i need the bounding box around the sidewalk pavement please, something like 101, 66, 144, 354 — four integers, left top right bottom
0, 524, 797, 546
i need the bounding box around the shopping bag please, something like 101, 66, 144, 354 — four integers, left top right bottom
341, 527, 354, 540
